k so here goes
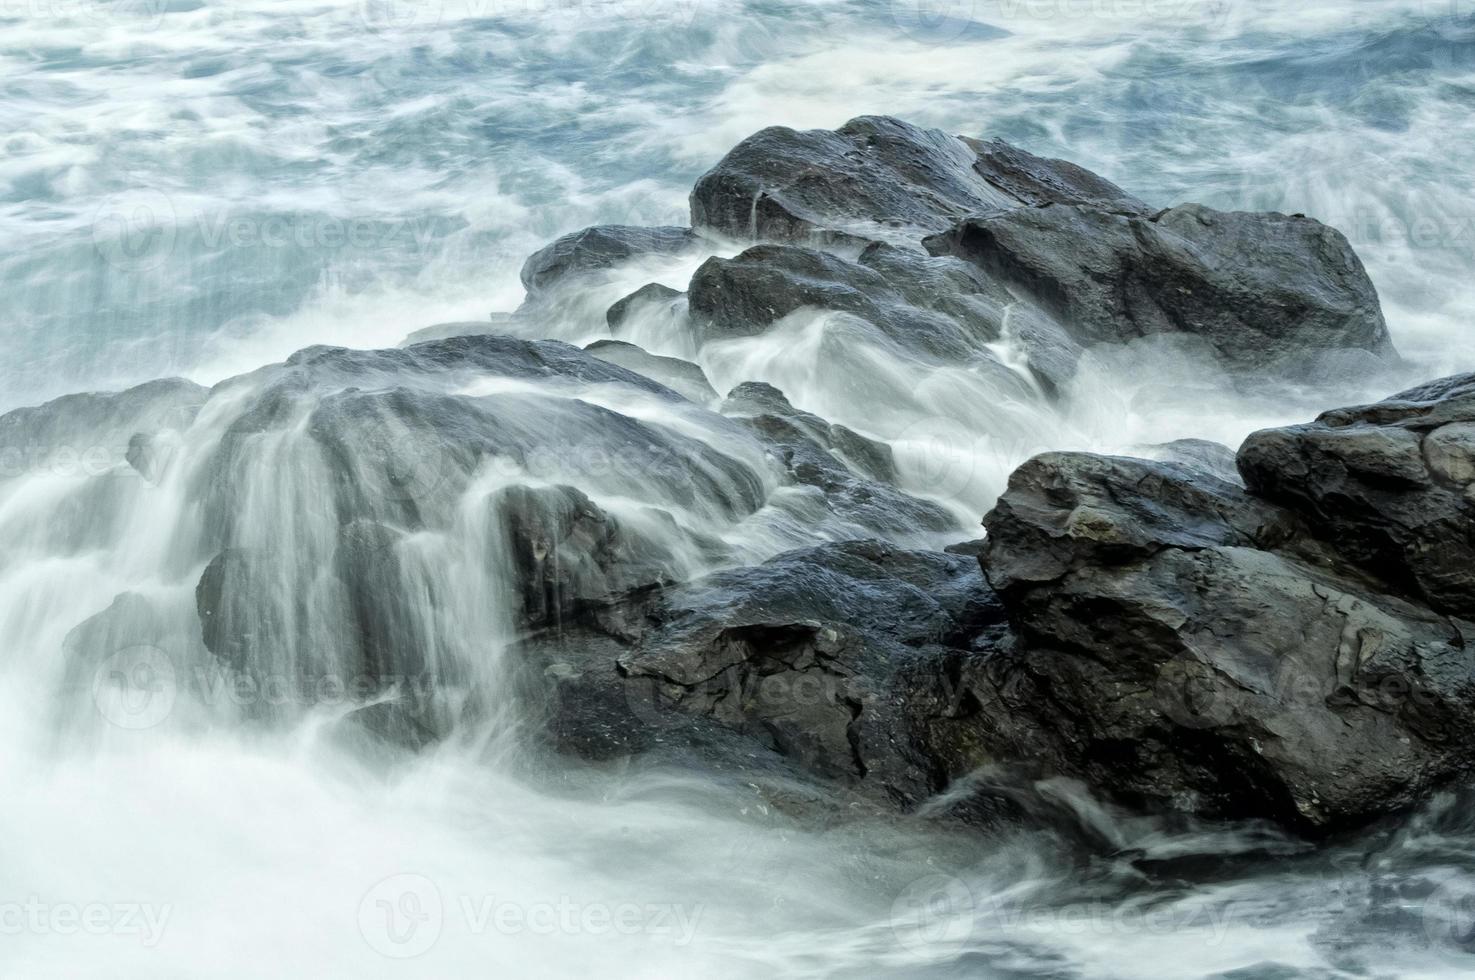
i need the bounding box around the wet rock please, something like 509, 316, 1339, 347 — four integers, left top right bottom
520, 225, 700, 297
1239, 372, 1475, 619
605, 282, 683, 331
689, 115, 1145, 244
0, 377, 205, 482
522, 539, 1010, 810
492, 484, 679, 632
926, 203, 1397, 380
979, 451, 1475, 833
1143, 438, 1243, 484
584, 339, 717, 405
719, 382, 957, 537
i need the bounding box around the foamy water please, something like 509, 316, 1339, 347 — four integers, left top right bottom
4, 1, 1475, 976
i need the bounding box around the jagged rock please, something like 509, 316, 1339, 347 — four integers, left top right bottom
520, 225, 700, 297
492, 484, 680, 632
521, 539, 1009, 809
979, 451, 1475, 833
584, 339, 718, 405
1239, 372, 1475, 620
689, 115, 1145, 244
926, 203, 1397, 380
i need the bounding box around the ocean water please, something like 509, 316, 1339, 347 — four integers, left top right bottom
3, 1, 1475, 976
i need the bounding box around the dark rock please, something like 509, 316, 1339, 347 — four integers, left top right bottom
520, 225, 699, 297
980, 451, 1475, 833
521, 539, 1010, 810
686, 243, 1038, 395
584, 339, 717, 405
492, 483, 679, 632
926, 203, 1398, 379
689, 115, 1145, 244
1239, 372, 1475, 620
719, 382, 958, 536
605, 282, 683, 331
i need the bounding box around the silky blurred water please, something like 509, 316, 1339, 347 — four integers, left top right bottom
5, 1, 1475, 977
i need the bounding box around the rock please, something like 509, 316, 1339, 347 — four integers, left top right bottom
980, 451, 1475, 833
689, 115, 1145, 244
584, 339, 717, 405
686, 243, 1039, 395
605, 282, 683, 331
926, 203, 1397, 380
1239, 372, 1475, 620
399, 313, 524, 347
1143, 438, 1242, 484
520, 225, 700, 297
491, 483, 680, 632
719, 382, 959, 538
520, 539, 1010, 810
0, 377, 205, 482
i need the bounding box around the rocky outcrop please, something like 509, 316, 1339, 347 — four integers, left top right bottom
1239, 372, 1475, 620
515, 116, 1397, 393
522, 538, 1009, 809
925, 203, 1395, 379
978, 447, 1475, 833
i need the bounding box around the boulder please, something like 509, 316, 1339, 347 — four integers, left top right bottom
925, 203, 1397, 379
605, 282, 683, 331
520, 225, 700, 297
689, 115, 1145, 244
979, 451, 1475, 833
1239, 371, 1475, 620
521, 538, 1010, 809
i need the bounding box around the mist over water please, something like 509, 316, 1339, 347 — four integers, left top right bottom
4, 0, 1475, 976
